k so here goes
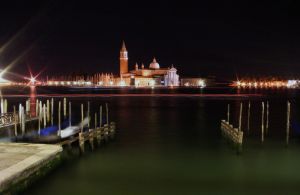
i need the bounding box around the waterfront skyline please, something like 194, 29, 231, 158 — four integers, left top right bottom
0, 1, 299, 79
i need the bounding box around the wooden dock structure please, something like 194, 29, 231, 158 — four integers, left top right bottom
58, 122, 116, 153
0, 97, 117, 194
221, 103, 244, 153
221, 120, 243, 149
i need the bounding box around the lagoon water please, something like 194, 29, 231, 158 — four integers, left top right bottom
2, 86, 300, 194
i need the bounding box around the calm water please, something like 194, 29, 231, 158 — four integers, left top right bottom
3, 86, 300, 194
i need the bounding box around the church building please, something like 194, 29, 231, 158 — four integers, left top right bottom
119, 41, 179, 87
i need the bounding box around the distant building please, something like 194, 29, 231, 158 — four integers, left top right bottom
119, 42, 180, 87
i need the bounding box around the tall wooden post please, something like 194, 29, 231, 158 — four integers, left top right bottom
39, 101, 42, 123
81, 104, 84, 132
100, 105, 102, 127
95, 112, 97, 129
43, 104, 46, 128
36, 99, 39, 117
266, 101, 269, 134
38, 104, 41, 133
4, 99, 7, 113
51, 98, 54, 126
227, 104, 230, 123
261, 102, 265, 143
286, 101, 291, 145
47, 100, 50, 123
19, 104, 22, 130
63, 98, 67, 119
13, 106, 17, 137
238, 102, 243, 131
247, 101, 251, 133
69, 102, 71, 127
26, 100, 29, 114
1, 98, 3, 114
21, 106, 25, 136
58, 101, 61, 136
79, 102, 85, 153
87, 101, 90, 128
106, 103, 109, 125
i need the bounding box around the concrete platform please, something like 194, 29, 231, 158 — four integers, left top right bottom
0, 143, 62, 194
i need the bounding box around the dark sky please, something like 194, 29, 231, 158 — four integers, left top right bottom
0, 0, 299, 80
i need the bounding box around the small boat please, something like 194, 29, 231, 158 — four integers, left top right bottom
16, 117, 90, 144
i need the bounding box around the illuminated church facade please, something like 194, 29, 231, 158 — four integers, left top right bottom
119, 42, 179, 87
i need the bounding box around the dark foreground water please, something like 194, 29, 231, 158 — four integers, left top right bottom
3, 86, 300, 195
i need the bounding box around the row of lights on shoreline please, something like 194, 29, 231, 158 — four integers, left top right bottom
234, 80, 299, 88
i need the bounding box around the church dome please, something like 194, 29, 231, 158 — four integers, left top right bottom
149, 58, 160, 69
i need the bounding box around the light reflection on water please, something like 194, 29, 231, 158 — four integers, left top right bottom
2, 87, 300, 194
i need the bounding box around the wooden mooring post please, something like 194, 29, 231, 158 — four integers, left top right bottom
261, 102, 265, 143
238, 102, 243, 132
13, 106, 17, 137
58, 101, 61, 136
286, 101, 291, 146
69, 102, 71, 127
63, 98, 67, 119
47, 100, 50, 124
266, 101, 269, 135
247, 101, 250, 133
227, 104, 230, 123
79, 104, 85, 153
51, 98, 54, 126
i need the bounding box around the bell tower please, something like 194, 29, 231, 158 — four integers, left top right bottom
120, 41, 128, 77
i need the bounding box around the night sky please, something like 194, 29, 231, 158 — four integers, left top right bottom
0, 1, 299, 80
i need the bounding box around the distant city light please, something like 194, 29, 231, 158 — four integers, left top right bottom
30, 77, 36, 84
234, 79, 300, 89
184, 82, 190, 87
149, 80, 155, 87
119, 80, 126, 86
198, 80, 206, 88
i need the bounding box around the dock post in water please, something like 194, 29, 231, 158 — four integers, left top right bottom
39, 101, 42, 125
47, 100, 50, 124
286, 101, 291, 146
266, 101, 269, 135
81, 104, 84, 131
100, 105, 102, 127
247, 101, 251, 133
26, 100, 29, 114
19, 104, 22, 130
69, 102, 71, 127
1, 98, 3, 114
36, 99, 39, 117
238, 102, 243, 132
13, 106, 17, 137
227, 104, 230, 123
38, 105, 41, 134
261, 102, 265, 143
96, 106, 102, 145
106, 103, 109, 125
87, 101, 90, 128
58, 101, 61, 136
4, 99, 7, 114
63, 98, 66, 119
95, 112, 97, 129
79, 103, 85, 153
43, 104, 46, 128
51, 98, 54, 126
21, 106, 25, 136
